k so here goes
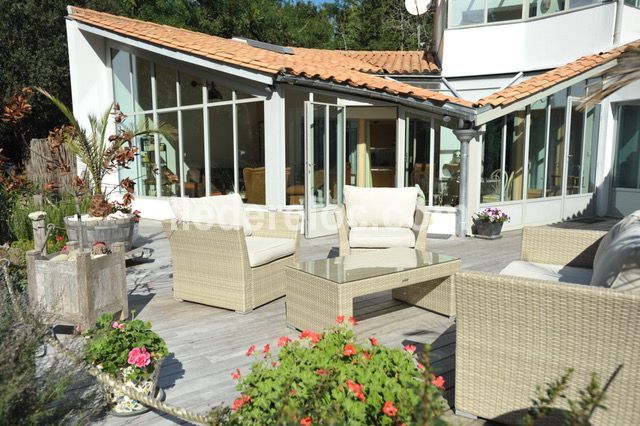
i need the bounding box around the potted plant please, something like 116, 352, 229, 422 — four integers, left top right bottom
224, 317, 447, 425
472, 207, 510, 239
84, 313, 169, 416
36, 87, 174, 251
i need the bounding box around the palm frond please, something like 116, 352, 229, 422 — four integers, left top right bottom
581, 45, 640, 108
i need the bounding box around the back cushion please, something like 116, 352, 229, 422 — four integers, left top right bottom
343, 185, 417, 228
590, 210, 640, 293
169, 193, 252, 236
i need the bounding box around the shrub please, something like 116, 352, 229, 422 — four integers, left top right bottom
9, 195, 89, 242
226, 318, 448, 425
84, 313, 168, 383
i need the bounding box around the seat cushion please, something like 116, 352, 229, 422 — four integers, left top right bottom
500, 260, 593, 285
590, 210, 640, 293
343, 185, 417, 228
349, 227, 416, 249
245, 236, 295, 268
169, 193, 252, 236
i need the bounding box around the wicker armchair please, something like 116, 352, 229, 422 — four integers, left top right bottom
335, 204, 430, 256
163, 210, 300, 313
455, 227, 640, 425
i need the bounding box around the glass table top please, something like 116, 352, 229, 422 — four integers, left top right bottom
290, 248, 459, 284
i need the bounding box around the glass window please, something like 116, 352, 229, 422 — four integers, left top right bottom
182, 109, 205, 197
310, 104, 326, 207
346, 120, 358, 186
546, 90, 566, 197
157, 112, 180, 196
480, 118, 504, 203
134, 57, 153, 112
111, 49, 132, 112
582, 105, 599, 193
209, 105, 235, 195
450, 0, 485, 27
568, 0, 600, 8
406, 117, 432, 200
138, 114, 157, 196
237, 102, 265, 204
236, 89, 254, 100
207, 82, 233, 103
180, 72, 204, 106
328, 106, 343, 204
613, 104, 640, 189
488, 0, 523, 22
155, 64, 177, 109
504, 111, 526, 201
285, 89, 307, 205
566, 102, 584, 195
527, 99, 547, 199
435, 126, 461, 206
529, 0, 565, 17
369, 120, 396, 188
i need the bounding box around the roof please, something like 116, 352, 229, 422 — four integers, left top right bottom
66, 7, 638, 121
477, 39, 640, 107
67, 7, 471, 108
336, 50, 440, 75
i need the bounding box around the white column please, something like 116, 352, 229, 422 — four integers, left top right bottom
453, 128, 484, 238
264, 87, 286, 209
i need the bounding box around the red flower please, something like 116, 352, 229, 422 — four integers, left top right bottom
403, 344, 417, 354
299, 416, 312, 426
55, 235, 64, 242
314, 369, 329, 376
345, 379, 366, 401
231, 368, 241, 380
336, 315, 345, 324
416, 362, 425, 371
278, 336, 292, 347
246, 345, 256, 356
299, 330, 322, 345
343, 344, 357, 356
263, 343, 271, 355
348, 316, 357, 325
432, 375, 446, 390
272, 361, 279, 367
231, 395, 251, 411
369, 337, 379, 346
362, 352, 372, 360
382, 401, 398, 417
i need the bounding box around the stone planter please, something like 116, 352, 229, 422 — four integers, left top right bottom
109, 360, 165, 416
64, 216, 138, 252
26, 242, 128, 330
473, 220, 504, 239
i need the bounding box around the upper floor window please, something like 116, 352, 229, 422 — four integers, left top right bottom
448, 0, 611, 28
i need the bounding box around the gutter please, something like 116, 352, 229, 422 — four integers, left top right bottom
276, 74, 478, 122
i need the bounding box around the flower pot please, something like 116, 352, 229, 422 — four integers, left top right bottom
26, 242, 128, 330
64, 215, 138, 251
109, 359, 165, 416
473, 220, 504, 239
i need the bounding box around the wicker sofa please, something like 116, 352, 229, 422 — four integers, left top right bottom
455, 218, 640, 425
163, 194, 300, 313
335, 185, 430, 256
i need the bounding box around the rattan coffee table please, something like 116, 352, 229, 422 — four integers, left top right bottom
285, 248, 461, 331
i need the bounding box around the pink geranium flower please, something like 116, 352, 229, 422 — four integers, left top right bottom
246, 345, 256, 356
432, 375, 446, 390
336, 315, 345, 324
231, 395, 251, 411
343, 344, 357, 356
348, 316, 357, 325
127, 347, 151, 368
403, 344, 417, 354
382, 400, 398, 416
278, 336, 292, 347
299, 416, 312, 426
263, 344, 271, 355
368, 337, 379, 346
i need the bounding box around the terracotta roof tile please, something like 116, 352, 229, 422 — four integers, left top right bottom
478, 39, 640, 107
67, 7, 470, 108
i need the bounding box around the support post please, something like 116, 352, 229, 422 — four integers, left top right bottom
28, 211, 47, 255
453, 128, 484, 238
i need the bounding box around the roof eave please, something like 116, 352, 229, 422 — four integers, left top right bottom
68, 18, 276, 86
276, 74, 477, 122
475, 60, 618, 126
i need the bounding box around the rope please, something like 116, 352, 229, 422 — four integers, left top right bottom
0, 262, 219, 426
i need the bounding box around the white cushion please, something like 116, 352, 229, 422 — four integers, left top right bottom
349, 227, 416, 249
590, 210, 640, 293
500, 260, 593, 285
342, 247, 418, 270
169, 193, 252, 236
343, 185, 417, 228
245, 236, 295, 268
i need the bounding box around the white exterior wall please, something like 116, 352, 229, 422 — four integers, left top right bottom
441, 3, 616, 77
619, 5, 640, 44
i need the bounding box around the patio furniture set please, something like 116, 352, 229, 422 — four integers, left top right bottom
163, 186, 640, 425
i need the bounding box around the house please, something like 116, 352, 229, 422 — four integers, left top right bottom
64, 2, 640, 237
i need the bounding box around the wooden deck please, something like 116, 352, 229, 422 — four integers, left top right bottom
97, 218, 613, 425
